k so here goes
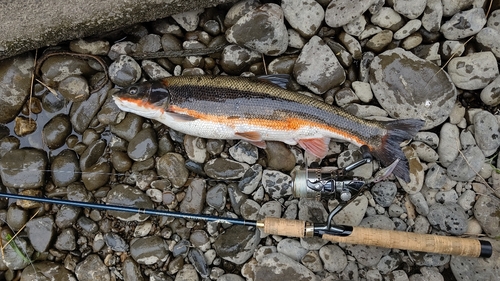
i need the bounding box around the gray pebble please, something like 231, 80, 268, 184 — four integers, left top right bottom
437, 123, 460, 167
206, 183, 227, 211
474, 110, 500, 157
156, 152, 189, 188
220, 44, 261, 75
457, 189, 475, 211
447, 51, 499, 90
450, 243, 500, 281
394, 0, 426, 19
264, 141, 296, 171
130, 236, 169, 265
80, 139, 106, 171
414, 131, 439, 149
447, 145, 485, 181
338, 32, 362, 60
70, 38, 109, 55
136, 34, 162, 53
229, 141, 258, 164
51, 149, 81, 187
81, 162, 110, 191
106, 184, 153, 221
388, 204, 405, 217
411, 141, 439, 163
259, 201, 281, 220
226, 3, 287, 56
40, 55, 94, 86
282, 0, 324, 38
55, 205, 81, 229
42, 114, 72, 149
370, 7, 404, 31
377, 253, 402, 274
188, 248, 209, 278
371, 181, 397, 207
141, 60, 171, 80
70, 81, 111, 133
476, 27, 500, 58
343, 15, 367, 37
55, 228, 77, 251
422, 0, 443, 32
172, 9, 204, 32
480, 75, 500, 106
127, 127, 158, 162
370, 48, 457, 130
427, 202, 467, 235
293, 36, 345, 94
365, 29, 393, 53
261, 169, 293, 199
180, 179, 206, 214
435, 189, 458, 203
394, 19, 422, 40
301, 250, 323, 273
204, 158, 249, 180
277, 238, 308, 261
104, 232, 129, 252
108, 55, 141, 87
473, 195, 500, 237
332, 195, 368, 225
74, 254, 110, 281
58, 75, 89, 102
440, 8, 486, 40
325, 0, 374, 28
242, 253, 319, 281
214, 225, 260, 265
409, 192, 429, 216
224, 0, 260, 28
319, 244, 347, 273
0, 148, 47, 189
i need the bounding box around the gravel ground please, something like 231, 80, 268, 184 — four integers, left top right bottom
0, 0, 500, 280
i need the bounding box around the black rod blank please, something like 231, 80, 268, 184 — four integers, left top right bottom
0, 192, 257, 227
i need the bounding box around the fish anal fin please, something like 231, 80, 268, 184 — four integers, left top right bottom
249, 141, 267, 149
235, 131, 262, 142
298, 138, 330, 159
167, 112, 198, 122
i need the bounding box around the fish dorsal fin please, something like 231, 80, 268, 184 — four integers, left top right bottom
298, 138, 330, 159
166, 112, 198, 122
257, 74, 290, 89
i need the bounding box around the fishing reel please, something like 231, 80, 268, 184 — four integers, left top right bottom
292, 145, 373, 204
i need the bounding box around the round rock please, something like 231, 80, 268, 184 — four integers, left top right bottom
58, 75, 89, 102
108, 55, 141, 87
325, 0, 374, 28
204, 158, 250, 180
293, 36, 345, 94
127, 127, 158, 162
213, 225, 260, 265
473, 110, 500, 157
156, 152, 189, 188
370, 48, 457, 130
281, 0, 324, 37
447, 51, 499, 90
427, 202, 467, 235
51, 149, 81, 187
473, 195, 500, 237
42, 114, 72, 149
261, 169, 293, 199
0, 148, 47, 189
225, 3, 288, 56
440, 8, 487, 40
106, 184, 154, 221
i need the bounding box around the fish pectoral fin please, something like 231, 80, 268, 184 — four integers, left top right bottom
298, 138, 330, 159
235, 131, 266, 148
166, 112, 198, 122
235, 131, 262, 141
257, 74, 290, 89
249, 141, 267, 149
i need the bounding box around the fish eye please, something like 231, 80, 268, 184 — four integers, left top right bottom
129, 87, 138, 95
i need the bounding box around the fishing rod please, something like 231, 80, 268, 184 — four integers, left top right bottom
0, 148, 493, 258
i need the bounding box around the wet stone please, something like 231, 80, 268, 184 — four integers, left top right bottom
264, 141, 296, 172
226, 3, 288, 56
55, 205, 81, 229
77, 216, 98, 235
473, 195, 500, 237
294, 36, 345, 94
51, 149, 81, 187
55, 228, 77, 251
14, 116, 37, 137
110, 112, 144, 141
227, 183, 248, 216
80, 139, 106, 171
370, 48, 457, 130
261, 169, 293, 199
184, 135, 208, 163
108, 55, 141, 87
204, 158, 250, 180
447, 145, 485, 181
213, 225, 260, 265
7, 205, 29, 231
58, 75, 89, 102
130, 236, 169, 265
188, 248, 209, 278
238, 164, 262, 195
122, 258, 144, 281
206, 183, 227, 211
325, 0, 374, 28
69, 38, 110, 55
240, 199, 261, 220
224, 0, 260, 28
21, 261, 74, 281
127, 127, 158, 162
243, 252, 319, 281
179, 179, 206, 214
172, 8, 204, 32
75, 254, 110, 281
70, 81, 111, 133
0, 148, 47, 189
136, 34, 162, 53
156, 152, 189, 188
371, 181, 397, 207
81, 162, 110, 191
106, 184, 154, 221
441, 8, 486, 40
281, 0, 324, 38
220, 44, 261, 75
229, 141, 258, 165
104, 232, 129, 252
108, 41, 137, 60
427, 202, 467, 235
40, 55, 95, 87
447, 51, 499, 90
0, 53, 35, 123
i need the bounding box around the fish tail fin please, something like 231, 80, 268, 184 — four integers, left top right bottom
370, 119, 425, 182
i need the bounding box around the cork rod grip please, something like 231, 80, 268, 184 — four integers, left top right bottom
323, 226, 492, 258
262, 217, 307, 238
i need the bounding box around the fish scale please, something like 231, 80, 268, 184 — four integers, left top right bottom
113, 75, 425, 182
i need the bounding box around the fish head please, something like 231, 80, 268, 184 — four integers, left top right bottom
113, 81, 170, 119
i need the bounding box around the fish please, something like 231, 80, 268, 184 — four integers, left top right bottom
113, 75, 425, 182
